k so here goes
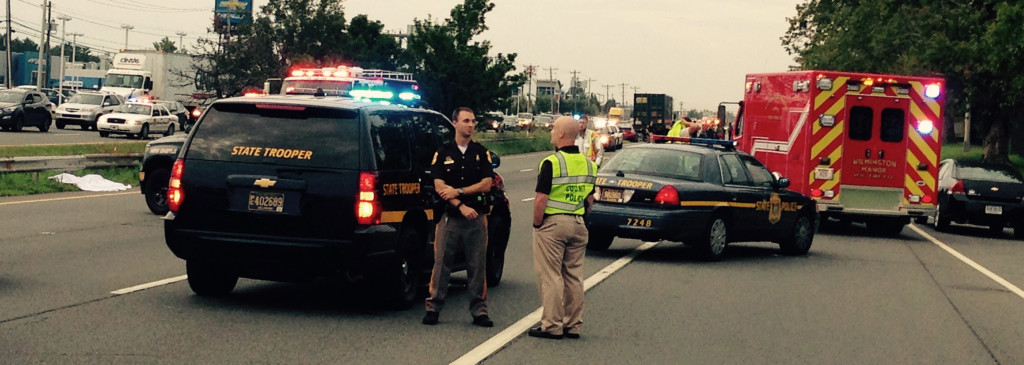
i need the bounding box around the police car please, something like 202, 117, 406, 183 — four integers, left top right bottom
586, 136, 816, 261
162, 94, 511, 308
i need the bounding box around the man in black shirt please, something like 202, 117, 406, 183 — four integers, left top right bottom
422, 107, 494, 328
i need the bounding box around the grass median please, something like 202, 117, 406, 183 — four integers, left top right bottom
0, 142, 145, 197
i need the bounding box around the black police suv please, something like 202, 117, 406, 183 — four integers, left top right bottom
162, 95, 511, 307
586, 138, 817, 261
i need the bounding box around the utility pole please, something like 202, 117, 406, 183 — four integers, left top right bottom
543, 66, 558, 114
584, 77, 595, 101
524, 64, 537, 114
68, 32, 81, 63
570, 70, 580, 114
602, 84, 613, 105
175, 31, 186, 52
121, 24, 134, 50
57, 15, 69, 100
35, 0, 47, 88
618, 83, 628, 108
5, 0, 12, 88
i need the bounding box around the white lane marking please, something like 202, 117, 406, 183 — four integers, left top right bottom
909, 224, 1024, 300
0, 191, 136, 206
519, 168, 534, 172
451, 241, 660, 365
111, 275, 188, 295
521, 198, 535, 202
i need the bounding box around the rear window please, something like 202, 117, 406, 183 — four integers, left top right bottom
186, 102, 361, 169
957, 164, 1024, 183
602, 148, 704, 181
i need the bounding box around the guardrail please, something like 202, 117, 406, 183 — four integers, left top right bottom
0, 153, 142, 174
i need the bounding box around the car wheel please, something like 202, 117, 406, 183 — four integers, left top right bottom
144, 168, 171, 215
186, 260, 238, 297
779, 215, 814, 256
933, 203, 950, 231
12, 116, 22, 132
382, 229, 423, 309
99, 131, 109, 137
698, 216, 728, 261
56, 120, 66, 129
80, 123, 90, 130
486, 208, 511, 287
38, 114, 51, 132
137, 124, 149, 139
1013, 223, 1024, 240
165, 124, 175, 137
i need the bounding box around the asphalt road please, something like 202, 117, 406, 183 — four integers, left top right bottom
1, 150, 1023, 364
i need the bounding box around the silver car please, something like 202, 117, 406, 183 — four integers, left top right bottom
55, 92, 124, 130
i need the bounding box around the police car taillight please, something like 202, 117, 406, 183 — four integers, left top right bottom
357, 171, 381, 225
168, 159, 185, 212
654, 185, 679, 206
950, 180, 966, 195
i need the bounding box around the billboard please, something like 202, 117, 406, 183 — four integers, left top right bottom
215, 0, 253, 25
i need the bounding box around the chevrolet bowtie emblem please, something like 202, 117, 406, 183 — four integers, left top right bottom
253, 178, 277, 188
991, 187, 999, 191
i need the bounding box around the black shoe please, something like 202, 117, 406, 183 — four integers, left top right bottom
422, 311, 439, 325
565, 332, 581, 339
527, 327, 563, 340
472, 315, 494, 327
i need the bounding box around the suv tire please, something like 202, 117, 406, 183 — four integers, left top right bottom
382, 229, 423, 309
145, 168, 171, 215
186, 260, 238, 297
486, 208, 511, 287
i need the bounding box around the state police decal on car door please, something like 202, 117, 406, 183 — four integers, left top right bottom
768, 192, 782, 224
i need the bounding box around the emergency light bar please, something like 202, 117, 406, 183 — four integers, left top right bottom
650, 135, 736, 149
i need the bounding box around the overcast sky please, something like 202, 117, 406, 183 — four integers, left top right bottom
10, 0, 802, 110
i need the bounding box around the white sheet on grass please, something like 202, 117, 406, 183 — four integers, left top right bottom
48, 173, 132, 192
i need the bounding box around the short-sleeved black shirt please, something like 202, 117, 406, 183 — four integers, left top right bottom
431, 140, 493, 213
535, 145, 582, 194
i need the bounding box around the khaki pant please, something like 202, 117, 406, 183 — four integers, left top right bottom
532, 214, 588, 335
425, 213, 488, 317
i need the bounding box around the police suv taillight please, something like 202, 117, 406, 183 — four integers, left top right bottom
167, 159, 185, 212
357, 171, 381, 225
654, 185, 680, 206
950, 181, 966, 195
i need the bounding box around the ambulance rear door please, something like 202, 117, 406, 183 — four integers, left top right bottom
840, 94, 910, 209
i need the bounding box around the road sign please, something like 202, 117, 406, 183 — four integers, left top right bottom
62, 80, 84, 87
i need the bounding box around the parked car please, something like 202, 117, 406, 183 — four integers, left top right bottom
586, 139, 816, 260
0, 88, 53, 132
618, 122, 637, 142
97, 102, 178, 139
534, 114, 554, 130
55, 91, 124, 130
42, 88, 76, 105
153, 100, 190, 131
517, 112, 534, 131
934, 159, 1024, 237
501, 115, 519, 132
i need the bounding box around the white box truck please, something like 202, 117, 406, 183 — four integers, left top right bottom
101, 51, 197, 104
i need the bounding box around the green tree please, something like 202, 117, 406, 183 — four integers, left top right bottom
399, 0, 523, 116
153, 37, 178, 53
782, 0, 1024, 162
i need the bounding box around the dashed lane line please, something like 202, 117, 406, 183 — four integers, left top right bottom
450, 241, 660, 365
0, 191, 136, 206
111, 275, 188, 295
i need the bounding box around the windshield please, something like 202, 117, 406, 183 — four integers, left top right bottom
958, 164, 1024, 183
281, 79, 355, 96
68, 93, 103, 105
602, 148, 704, 181
114, 104, 152, 115
0, 91, 24, 103
104, 74, 145, 88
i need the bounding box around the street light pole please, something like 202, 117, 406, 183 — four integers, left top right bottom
68, 32, 81, 63
121, 24, 133, 50
57, 15, 69, 101
175, 31, 186, 52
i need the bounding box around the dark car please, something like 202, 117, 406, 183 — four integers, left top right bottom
618, 122, 637, 142
0, 89, 53, 132
160, 95, 511, 307
934, 159, 1024, 237
586, 137, 817, 261
153, 100, 190, 131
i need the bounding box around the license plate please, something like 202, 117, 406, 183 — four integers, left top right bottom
985, 205, 1002, 215
814, 167, 834, 180
601, 188, 623, 203
248, 191, 285, 213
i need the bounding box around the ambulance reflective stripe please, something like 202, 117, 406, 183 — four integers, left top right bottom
542, 151, 597, 214
902, 80, 943, 203
809, 77, 848, 198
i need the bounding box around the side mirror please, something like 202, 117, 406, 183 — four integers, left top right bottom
776, 177, 790, 189
489, 151, 501, 169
